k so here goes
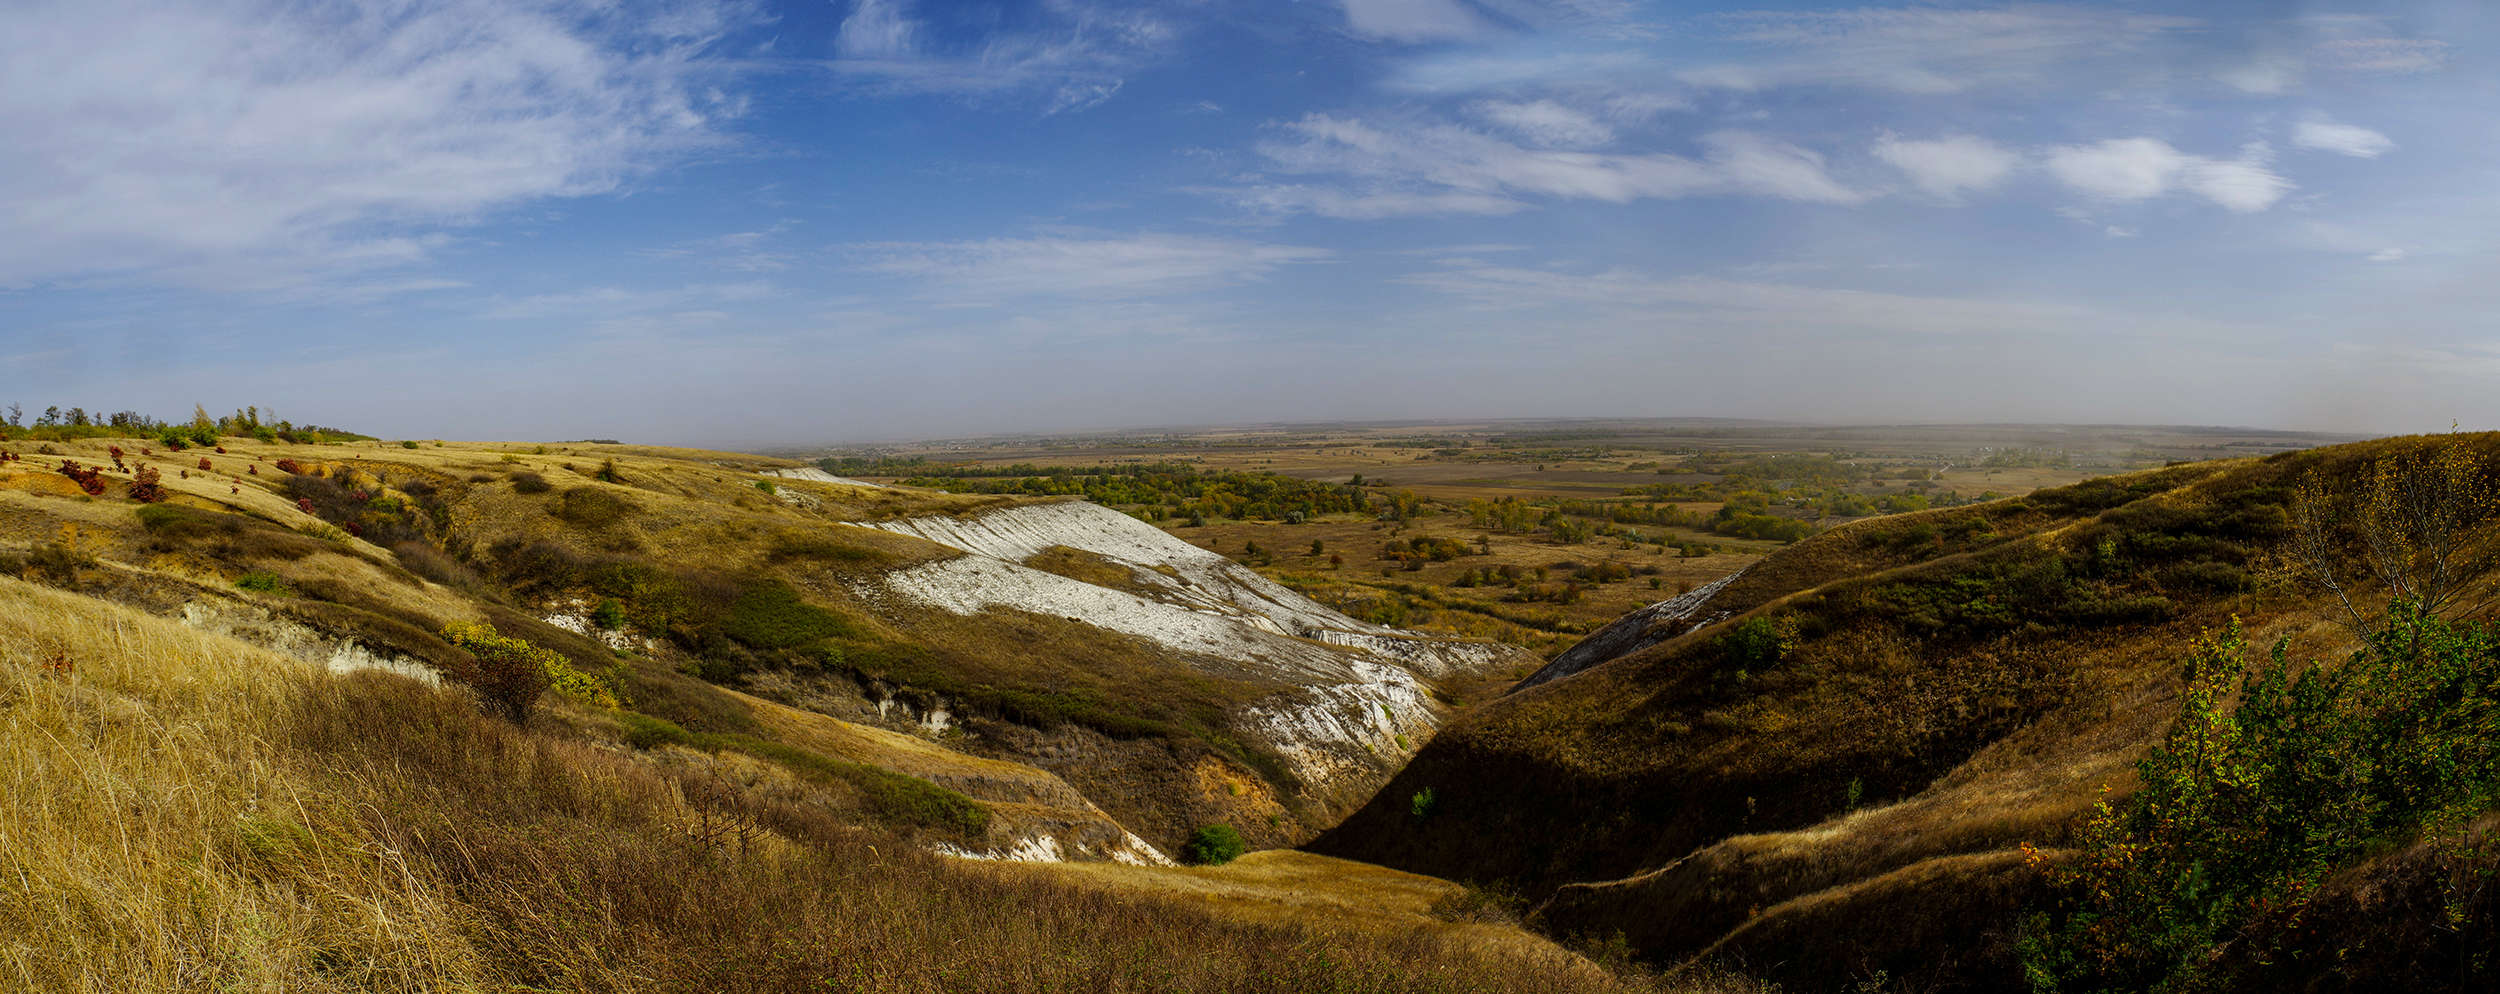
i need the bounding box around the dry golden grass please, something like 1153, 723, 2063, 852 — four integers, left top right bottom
0, 573, 1752, 993
0, 575, 484, 993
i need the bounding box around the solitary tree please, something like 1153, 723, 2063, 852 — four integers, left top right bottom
2290, 431, 2499, 638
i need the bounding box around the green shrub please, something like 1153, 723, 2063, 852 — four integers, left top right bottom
399, 440, 419, 449
591, 598, 627, 630
509, 471, 551, 494
441, 621, 625, 719
1181, 824, 1246, 866
2026, 607, 2500, 992
1715, 616, 1792, 672
1410, 787, 1438, 819
235, 570, 289, 594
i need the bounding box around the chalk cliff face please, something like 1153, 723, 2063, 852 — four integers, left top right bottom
858, 500, 1535, 805
1510, 567, 1747, 693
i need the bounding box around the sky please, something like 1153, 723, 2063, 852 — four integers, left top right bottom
3, 0, 2497, 446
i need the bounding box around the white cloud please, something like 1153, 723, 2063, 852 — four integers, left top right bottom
825, 0, 1175, 113
2369, 248, 2407, 263
2314, 36, 2448, 74
2293, 117, 2394, 158
2043, 138, 2290, 213
2184, 147, 2293, 213
852, 233, 1331, 300
1473, 100, 1613, 148
1384, 48, 1654, 95
837, 0, 916, 57
1237, 114, 1861, 216
1684, 6, 2199, 95
1703, 132, 1862, 204
2214, 54, 2301, 95
0, 0, 752, 290
1873, 134, 2018, 200
1340, 0, 1493, 42
1397, 264, 2117, 342
1222, 185, 1526, 220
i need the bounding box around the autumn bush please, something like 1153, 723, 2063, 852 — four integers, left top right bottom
438, 621, 624, 721
125, 465, 165, 503
2024, 607, 2500, 992
56, 460, 105, 496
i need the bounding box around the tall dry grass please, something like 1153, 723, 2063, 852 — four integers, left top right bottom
0, 575, 482, 992
0, 574, 1759, 993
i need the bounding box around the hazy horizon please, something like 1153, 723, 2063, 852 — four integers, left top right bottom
7, 0, 2497, 447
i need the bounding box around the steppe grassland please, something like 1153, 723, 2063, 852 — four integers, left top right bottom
828, 421, 2348, 658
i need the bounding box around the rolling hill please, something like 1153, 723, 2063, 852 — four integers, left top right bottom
1312, 433, 2500, 992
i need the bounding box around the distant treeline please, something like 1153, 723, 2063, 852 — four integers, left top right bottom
883, 462, 1367, 524
0, 403, 369, 445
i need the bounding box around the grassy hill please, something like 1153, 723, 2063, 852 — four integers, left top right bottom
0, 431, 1720, 993
0, 435, 1529, 857
1311, 433, 2500, 992
0, 572, 1759, 992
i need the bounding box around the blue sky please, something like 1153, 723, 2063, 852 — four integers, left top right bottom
3, 0, 2496, 445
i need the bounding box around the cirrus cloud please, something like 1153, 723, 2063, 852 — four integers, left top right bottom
0, 0, 754, 290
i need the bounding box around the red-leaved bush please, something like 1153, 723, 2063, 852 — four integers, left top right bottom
127, 465, 165, 503
198, 457, 212, 471
297, 497, 315, 514
57, 461, 105, 496
274, 458, 303, 475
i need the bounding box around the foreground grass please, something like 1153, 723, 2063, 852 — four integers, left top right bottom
0, 575, 1734, 993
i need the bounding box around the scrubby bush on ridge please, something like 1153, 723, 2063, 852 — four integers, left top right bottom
1183, 823, 1247, 865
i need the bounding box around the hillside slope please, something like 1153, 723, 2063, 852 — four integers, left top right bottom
1312, 434, 2500, 991
0, 435, 1526, 857
0, 572, 1730, 993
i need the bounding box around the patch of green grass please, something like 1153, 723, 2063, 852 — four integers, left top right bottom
235, 570, 290, 594
723, 580, 860, 650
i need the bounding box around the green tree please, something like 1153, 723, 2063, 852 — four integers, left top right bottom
2026, 608, 2500, 992
1181, 824, 1246, 866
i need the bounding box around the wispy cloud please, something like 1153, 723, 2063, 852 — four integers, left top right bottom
850, 233, 1331, 301
479, 281, 778, 321
1337, 0, 1494, 43
1229, 113, 1862, 217
642, 221, 802, 272
1473, 99, 1614, 148
1681, 5, 2199, 95
0, 0, 756, 290
2293, 116, 2395, 159
824, 0, 1176, 113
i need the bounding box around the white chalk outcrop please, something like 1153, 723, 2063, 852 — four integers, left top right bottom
765, 466, 884, 489
180, 599, 442, 685
859, 500, 1530, 793
1511, 567, 1748, 693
